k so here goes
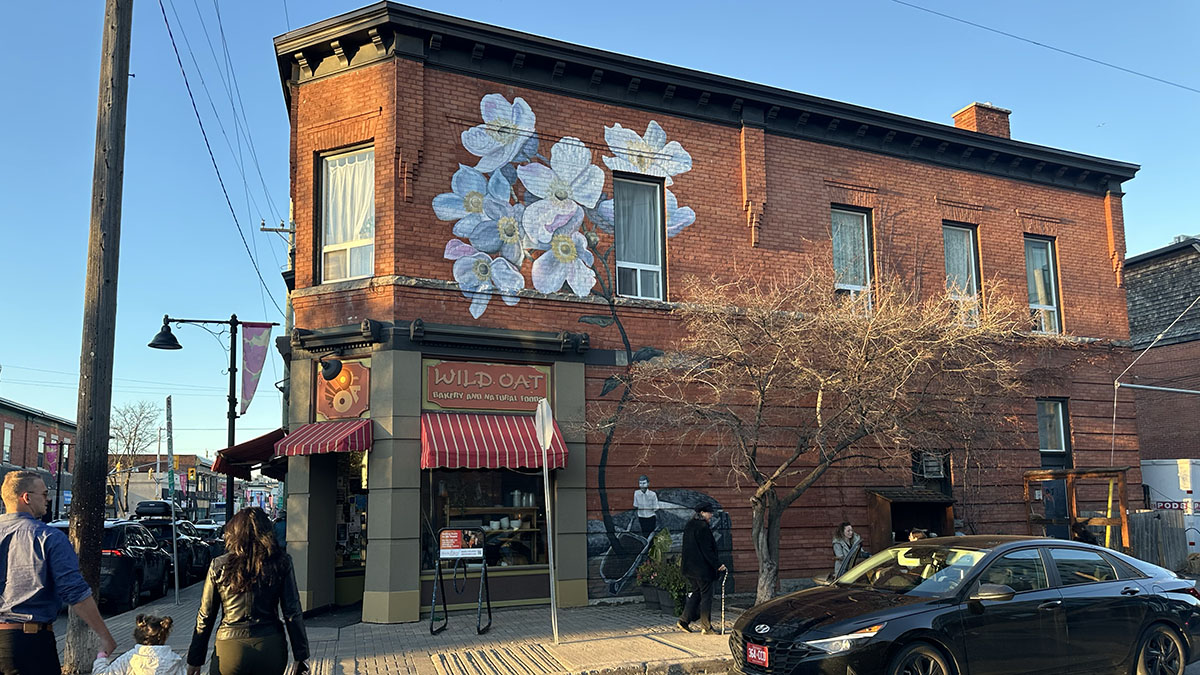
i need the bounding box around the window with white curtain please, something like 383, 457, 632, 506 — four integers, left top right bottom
943, 223, 980, 323
1024, 237, 1061, 333
832, 208, 871, 302
37, 433, 45, 469
321, 147, 375, 283
614, 176, 664, 300
2, 425, 12, 463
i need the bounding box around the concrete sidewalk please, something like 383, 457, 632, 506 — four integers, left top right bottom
57, 588, 738, 674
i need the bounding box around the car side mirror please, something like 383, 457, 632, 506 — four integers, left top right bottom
971, 583, 1016, 602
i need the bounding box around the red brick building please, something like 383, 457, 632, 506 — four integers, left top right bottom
0, 396, 75, 516
272, 2, 1141, 622
1125, 236, 1200, 461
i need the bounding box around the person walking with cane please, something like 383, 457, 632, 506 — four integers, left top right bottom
677, 503, 725, 635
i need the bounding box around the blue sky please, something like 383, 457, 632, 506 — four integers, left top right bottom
1, 0, 1195, 456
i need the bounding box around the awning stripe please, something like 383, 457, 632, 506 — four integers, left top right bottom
274, 419, 372, 457
419, 412, 568, 470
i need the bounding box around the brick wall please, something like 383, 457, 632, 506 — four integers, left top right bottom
1132, 339, 1200, 460
284, 56, 1140, 581
0, 406, 74, 473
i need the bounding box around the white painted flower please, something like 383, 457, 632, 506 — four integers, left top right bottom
589, 189, 694, 238
470, 199, 527, 266
602, 121, 692, 185
663, 190, 696, 238
433, 165, 509, 237
461, 94, 538, 173
517, 137, 604, 245
531, 210, 596, 296
444, 239, 525, 318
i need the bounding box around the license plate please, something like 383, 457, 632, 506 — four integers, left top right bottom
746, 642, 768, 667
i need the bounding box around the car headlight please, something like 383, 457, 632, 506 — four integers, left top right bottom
804, 623, 885, 654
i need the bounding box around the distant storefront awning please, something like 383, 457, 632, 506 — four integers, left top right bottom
420, 412, 568, 470
213, 428, 286, 480
274, 419, 372, 457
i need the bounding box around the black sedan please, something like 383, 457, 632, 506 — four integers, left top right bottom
731, 535, 1200, 675
50, 520, 171, 611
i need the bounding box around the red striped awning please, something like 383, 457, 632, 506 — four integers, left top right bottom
420, 412, 568, 470
275, 419, 372, 457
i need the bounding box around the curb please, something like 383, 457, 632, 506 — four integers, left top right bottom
573, 655, 732, 675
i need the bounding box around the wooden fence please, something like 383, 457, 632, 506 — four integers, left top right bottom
1128, 509, 1188, 572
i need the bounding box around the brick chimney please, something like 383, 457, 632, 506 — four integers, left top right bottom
952, 102, 1011, 139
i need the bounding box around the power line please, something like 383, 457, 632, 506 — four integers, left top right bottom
892, 0, 1200, 96
158, 0, 285, 318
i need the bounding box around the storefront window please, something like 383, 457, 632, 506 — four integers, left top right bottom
336, 450, 368, 571
421, 468, 547, 570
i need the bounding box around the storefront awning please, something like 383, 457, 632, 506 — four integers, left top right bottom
420, 412, 568, 470
275, 419, 373, 457
213, 428, 286, 480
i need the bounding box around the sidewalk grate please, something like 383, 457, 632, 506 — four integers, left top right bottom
431, 644, 564, 675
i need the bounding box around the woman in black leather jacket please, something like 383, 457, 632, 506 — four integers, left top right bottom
186, 507, 308, 675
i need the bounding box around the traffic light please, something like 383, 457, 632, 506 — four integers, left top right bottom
174, 456, 180, 470
188, 467, 196, 482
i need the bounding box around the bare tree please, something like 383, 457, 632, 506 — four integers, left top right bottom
108, 400, 162, 514
616, 264, 1053, 602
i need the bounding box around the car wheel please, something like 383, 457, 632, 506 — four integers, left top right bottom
121, 578, 141, 613
888, 642, 951, 675
1136, 624, 1185, 675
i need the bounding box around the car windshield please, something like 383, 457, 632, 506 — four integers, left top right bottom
141, 523, 175, 541
838, 544, 989, 597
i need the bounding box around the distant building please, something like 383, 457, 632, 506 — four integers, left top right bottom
115, 454, 226, 520
1125, 235, 1200, 460
0, 396, 74, 516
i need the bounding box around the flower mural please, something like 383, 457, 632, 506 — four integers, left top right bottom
461, 94, 538, 173
437, 94, 697, 317
602, 121, 692, 185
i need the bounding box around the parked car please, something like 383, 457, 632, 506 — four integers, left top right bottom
137, 518, 212, 584
193, 522, 225, 557
730, 535, 1200, 675
50, 519, 170, 611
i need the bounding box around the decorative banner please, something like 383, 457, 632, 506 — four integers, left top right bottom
423, 359, 551, 412
46, 446, 59, 475
240, 323, 274, 415
316, 360, 371, 421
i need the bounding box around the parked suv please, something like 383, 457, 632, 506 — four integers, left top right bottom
50, 519, 170, 611
135, 518, 212, 584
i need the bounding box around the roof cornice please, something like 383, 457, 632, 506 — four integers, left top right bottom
274, 1, 1139, 195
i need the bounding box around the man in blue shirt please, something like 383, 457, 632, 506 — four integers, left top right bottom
0, 470, 117, 674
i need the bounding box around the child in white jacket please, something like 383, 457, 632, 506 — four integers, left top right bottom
94, 614, 186, 675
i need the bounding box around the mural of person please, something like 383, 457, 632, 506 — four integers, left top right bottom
633, 475, 660, 537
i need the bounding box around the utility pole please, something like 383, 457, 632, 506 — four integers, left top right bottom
65, 0, 133, 671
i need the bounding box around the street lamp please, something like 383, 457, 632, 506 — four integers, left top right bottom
149, 314, 278, 522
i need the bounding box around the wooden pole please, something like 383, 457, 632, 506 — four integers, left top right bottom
65, 0, 133, 671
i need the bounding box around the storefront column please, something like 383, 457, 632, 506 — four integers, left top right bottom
362, 349, 423, 623
552, 361, 589, 607
287, 352, 336, 611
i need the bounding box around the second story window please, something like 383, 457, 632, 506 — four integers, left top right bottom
832, 208, 872, 302
1024, 236, 1061, 333
37, 433, 46, 468
943, 223, 980, 322
1037, 399, 1068, 454
321, 147, 375, 283
2, 425, 12, 463
614, 176, 664, 300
